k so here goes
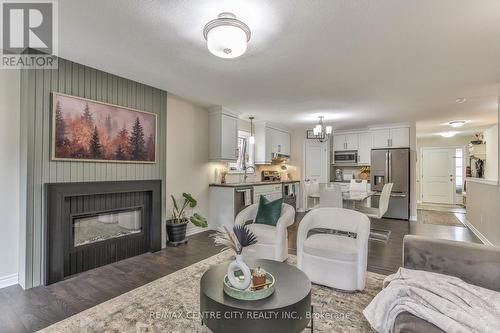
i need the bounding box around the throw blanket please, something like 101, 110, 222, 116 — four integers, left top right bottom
363, 268, 500, 333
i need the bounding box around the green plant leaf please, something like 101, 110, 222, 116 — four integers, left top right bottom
190, 213, 207, 228
183, 192, 197, 208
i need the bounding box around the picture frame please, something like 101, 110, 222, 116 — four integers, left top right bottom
51, 92, 157, 163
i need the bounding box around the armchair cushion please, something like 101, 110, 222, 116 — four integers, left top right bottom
254, 196, 283, 226
303, 233, 358, 261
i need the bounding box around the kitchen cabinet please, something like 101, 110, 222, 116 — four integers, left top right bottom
357, 132, 372, 164
372, 127, 409, 148
255, 123, 290, 164
209, 107, 238, 161
333, 133, 358, 151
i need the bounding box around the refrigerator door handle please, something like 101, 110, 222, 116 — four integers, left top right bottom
385, 151, 389, 184
388, 151, 392, 182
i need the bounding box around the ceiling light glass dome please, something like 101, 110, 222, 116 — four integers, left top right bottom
203, 13, 251, 59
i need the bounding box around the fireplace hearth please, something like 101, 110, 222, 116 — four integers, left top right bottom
46, 180, 162, 285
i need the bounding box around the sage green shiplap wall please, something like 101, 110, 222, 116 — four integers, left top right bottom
20, 58, 167, 288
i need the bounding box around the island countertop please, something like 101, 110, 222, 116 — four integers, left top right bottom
209, 180, 300, 188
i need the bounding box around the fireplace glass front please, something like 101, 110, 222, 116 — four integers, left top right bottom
73, 208, 142, 247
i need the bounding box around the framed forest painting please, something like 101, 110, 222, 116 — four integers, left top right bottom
51, 92, 157, 163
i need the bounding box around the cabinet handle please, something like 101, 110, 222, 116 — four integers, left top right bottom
235, 148, 239, 157
278, 145, 281, 152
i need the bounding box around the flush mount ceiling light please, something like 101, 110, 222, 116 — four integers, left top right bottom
449, 120, 466, 128
203, 12, 251, 59
455, 97, 467, 104
440, 131, 458, 138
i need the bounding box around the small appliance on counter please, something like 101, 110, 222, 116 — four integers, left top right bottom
334, 168, 343, 181
261, 170, 281, 182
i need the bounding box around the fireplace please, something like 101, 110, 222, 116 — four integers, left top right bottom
46, 180, 162, 284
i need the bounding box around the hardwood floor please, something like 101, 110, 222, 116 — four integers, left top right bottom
0, 209, 481, 332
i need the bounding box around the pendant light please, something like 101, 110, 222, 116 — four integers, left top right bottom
248, 116, 255, 144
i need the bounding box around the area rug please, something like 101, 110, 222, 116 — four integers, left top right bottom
418, 209, 466, 227
38, 252, 385, 333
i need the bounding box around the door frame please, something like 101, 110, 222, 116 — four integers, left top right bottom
419, 146, 465, 204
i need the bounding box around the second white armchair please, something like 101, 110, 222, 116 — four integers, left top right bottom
235, 203, 295, 262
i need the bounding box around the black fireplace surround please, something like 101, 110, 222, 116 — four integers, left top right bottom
45, 180, 162, 285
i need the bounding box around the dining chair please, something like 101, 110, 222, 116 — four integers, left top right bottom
356, 183, 393, 219
318, 183, 343, 208
304, 180, 320, 210
349, 179, 370, 208
349, 179, 368, 192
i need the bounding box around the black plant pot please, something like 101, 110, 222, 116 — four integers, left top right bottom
166, 219, 188, 246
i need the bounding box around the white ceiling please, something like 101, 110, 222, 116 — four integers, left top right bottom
60, 0, 500, 135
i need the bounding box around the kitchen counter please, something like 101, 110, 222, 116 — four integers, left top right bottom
209, 180, 300, 188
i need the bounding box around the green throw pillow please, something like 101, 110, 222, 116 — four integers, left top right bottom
254, 196, 283, 226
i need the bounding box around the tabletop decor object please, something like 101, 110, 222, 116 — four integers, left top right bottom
223, 269, 275, 300
252, 266, 267, 287
211, 224, 257, 290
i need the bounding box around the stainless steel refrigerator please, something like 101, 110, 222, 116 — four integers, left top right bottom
370, 148, 410, 220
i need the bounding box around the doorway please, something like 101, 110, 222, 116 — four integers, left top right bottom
420, 147, 465, 205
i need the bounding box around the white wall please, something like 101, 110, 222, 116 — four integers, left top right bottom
0, 70, 20, 287
166, 94, 211, 244
484, 125, 498, 181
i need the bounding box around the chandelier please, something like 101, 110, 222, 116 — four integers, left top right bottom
313, 116, 333, 143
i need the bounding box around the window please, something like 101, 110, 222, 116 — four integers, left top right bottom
228, 131, 254, 173
455, 148, 464, 195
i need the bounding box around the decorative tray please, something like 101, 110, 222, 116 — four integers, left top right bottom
223, 271, 275, 301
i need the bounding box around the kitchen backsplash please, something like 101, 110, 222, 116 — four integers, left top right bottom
209, 162, 299, 184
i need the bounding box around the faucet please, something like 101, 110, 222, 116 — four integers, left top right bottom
243, 165, 255, 183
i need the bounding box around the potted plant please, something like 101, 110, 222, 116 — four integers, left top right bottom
166, 193, 207, 246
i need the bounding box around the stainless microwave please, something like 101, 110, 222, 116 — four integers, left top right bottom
334, 151, 358, 164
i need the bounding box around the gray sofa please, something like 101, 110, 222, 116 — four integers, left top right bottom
391, 235, 500, 333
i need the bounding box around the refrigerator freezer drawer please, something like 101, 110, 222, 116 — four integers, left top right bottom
372, 193, 409, 220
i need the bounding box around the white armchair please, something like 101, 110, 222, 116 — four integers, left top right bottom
297, 207, 370, 291
235, 203, 295, 262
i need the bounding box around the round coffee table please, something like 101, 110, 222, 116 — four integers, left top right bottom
200, 258, 312, 333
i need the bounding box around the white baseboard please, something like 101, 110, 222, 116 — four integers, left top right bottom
464, 219, 493, 246
409, 215, 417, 221
0, 273, 18, 289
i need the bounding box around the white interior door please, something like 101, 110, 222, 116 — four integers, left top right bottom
304, 141, 328, 183
421, 148, 455, 204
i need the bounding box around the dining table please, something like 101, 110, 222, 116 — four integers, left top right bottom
307, 189, 376, 209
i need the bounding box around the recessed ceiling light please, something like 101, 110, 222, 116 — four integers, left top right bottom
449, 120, 466, 128
203, 12, 251, 59
455, 98, 467, 104
440, 131, 458, 138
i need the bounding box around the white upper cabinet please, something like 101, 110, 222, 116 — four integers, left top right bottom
390, 127, 410, 147
357, 132, 372, 164
333, 134, 358, 151
209, 107, 238, 161
372, 129, 391, 148
255, 123, 290, 164
372, 127, 409, 148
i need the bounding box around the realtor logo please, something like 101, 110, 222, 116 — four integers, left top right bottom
1, 0, 58, 68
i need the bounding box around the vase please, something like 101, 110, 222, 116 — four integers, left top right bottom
227, 254, 251, 290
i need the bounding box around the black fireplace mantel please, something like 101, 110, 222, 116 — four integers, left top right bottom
45, 180, 162, 284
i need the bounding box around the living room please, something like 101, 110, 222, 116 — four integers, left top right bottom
1, 1, 500, 332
